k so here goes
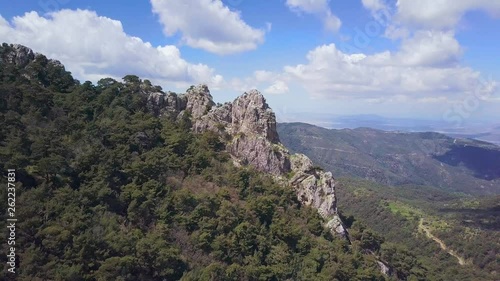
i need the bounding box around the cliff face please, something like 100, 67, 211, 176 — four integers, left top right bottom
148, 84, 347, 237
194, 90, 290, 176
290, 154, 346, 235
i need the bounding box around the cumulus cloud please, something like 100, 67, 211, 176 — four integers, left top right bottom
283, 43, 496, 100
364, 31, 463, 67
362, 0, 386, 11
264, 81, 289, 95
360, 0, 500, 41
228, 70, 290, 94
150, 0, 267, 55
0, 9, 223, 88
395, 0, 500, 30
266, 0, 500, 117
331, 0, 497, 104
285, 0, 341, 32
227, 28, 489, 101
254, 70, 276, 83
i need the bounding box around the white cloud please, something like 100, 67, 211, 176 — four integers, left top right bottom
285, 0, 342, 32
314, 0, 497, 104
264, 80, 289, 95
150, 0, 267, 55
254, 70, 276, 83
397, 31, 462, 67
395, 0, 500, 30
365, 31, 462, 67
360, 1, 500, 41
283, 43, 496, 100
384, 25, 410, 40
0, 9, 223, 88
227, 70, 291, 95
362, 0, 387, 12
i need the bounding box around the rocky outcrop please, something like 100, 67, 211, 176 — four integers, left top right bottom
224, 91, 291, 176
230, 90, 280, 144
142, 84, 347, 236
377, 261, 392, 276
144, 84, 214, 121
193, 102, 232, 134
1, 43, 74, 91
1, 44, 35, 67
146, 91, 186, 118
290, 154, 347, 237
191, 89, 291, 175
184, 85, 215, 120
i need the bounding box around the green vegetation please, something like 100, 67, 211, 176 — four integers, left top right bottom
0, 44, 397, 280
337, 177, 500, 281
386, 201, 419, 222
279, 122, 500, 280
3, 43, 497, 281
278, 122, 500, 195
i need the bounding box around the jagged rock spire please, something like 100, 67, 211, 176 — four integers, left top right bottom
231, 90, 280, 144
185, 84, 215, 119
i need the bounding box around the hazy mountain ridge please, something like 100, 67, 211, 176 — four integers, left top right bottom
287, 113, 500, 145
278, 122, 500, 195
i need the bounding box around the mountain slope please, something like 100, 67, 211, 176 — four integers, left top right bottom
2, 43, 496, 281
0, 43, 394, 280
336, 178, 500, 280
278, 122, 500, 195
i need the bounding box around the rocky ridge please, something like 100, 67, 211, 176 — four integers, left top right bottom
1, 43, 75, 92
2, 44, 35, 67
0, 42, 347, 237
1, 43, 66, 72
148, 84, 347, 237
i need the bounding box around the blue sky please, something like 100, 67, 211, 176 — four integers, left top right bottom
1, 0, 499, 127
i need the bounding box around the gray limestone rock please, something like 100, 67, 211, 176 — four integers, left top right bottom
290, 154, 347, 237
193, 102, 232, 134
2, 44, 35, 67
230, 90, 280, 144
228, 135, 291, 176
184, 84, 215, 120
143, 88, 188, 118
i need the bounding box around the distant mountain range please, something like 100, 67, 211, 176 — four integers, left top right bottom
280, 113, 500, 145
278, 123, 500, 195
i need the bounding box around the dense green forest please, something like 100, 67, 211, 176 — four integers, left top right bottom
0, 43, 430, 280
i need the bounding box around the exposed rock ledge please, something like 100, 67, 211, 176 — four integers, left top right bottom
146, 84, 347, 237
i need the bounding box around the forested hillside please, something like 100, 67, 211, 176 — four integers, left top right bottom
2, 43, 498, 280
278, 122, 500, 195
277, 122, 500, 280
0, 43, 398, 280
337, 178, 500, 281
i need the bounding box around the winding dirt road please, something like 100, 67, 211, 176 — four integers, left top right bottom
418, 218, 467, 266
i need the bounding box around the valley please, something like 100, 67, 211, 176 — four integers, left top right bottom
336, 178, 500, 280
278, 122, 500, 195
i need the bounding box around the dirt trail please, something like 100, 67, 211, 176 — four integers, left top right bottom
418, 218, 467, 266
